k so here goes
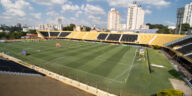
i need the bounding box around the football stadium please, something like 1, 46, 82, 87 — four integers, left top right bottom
0, 31, 192, 96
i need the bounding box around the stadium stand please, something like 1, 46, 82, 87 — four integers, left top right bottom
151, 35, 184, 46
83, 32, 99, 40
121, 34, 138, 42
76, 32, 86, 39
37, 30, 186, 47
40, 32, 49, 37
138, 34, 155, 44
187, 54, 192, 59
165, 35, 192, 48
97, 33, 108, 40
0, 58, 43, 75
65, 32, 79, 39
176, 43, 192, 54
59, 32, 71, 37
176, 56, 192, 74
107, 34, 121, 41
50, 32, 60, 37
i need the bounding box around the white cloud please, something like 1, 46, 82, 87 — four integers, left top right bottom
31, 0, 68, 6
31, 13, 42, 19
46, 11, 60, 17
0, 16, 12, 20
88, 15, 101, 20
88, 0, 170, 8
75, 11, 83, 17
165, 21, 175, 26
144, 9, 152, 14
87, 0, 101, 2
0, 0, 33, 17
88, 15, 106, 26
84, 4, 105, 15
61, 4, 80, 12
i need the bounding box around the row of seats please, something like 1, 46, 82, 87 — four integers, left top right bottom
97, 33, 138, 42
40, 32, 71, 37
60, 32, 71, 37
0, 58, 41, 74
138, 34, 155, 44
97, 33, 108, 40
151, 35, 183, 46
50, 32, 59, 36
107, 34, 121, 41
176, 44, 192, 54
168, 37, 192, 48
188, 54, 192, 59
167, 36, 192, 61
39, 31, 185, 46
40, 32, 49, 37
121, 34, 138, 42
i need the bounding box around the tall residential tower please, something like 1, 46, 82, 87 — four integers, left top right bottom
127, 2, 144, 30
107, 8, 120, 31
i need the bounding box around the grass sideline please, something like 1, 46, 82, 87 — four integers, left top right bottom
0, 40, 182, 96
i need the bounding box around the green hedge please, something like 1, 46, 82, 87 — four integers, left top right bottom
157, 89, 183, 96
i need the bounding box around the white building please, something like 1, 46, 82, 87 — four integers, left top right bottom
140, 24, 149, 29
127, 2, 144, 30
39, 24, 56, 31
119, 24, 127, 31
176, 2, 192, 33
107, 8, 120, 31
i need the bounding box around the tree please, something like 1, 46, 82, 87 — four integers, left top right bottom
28, 29, 36, 34
85, 26, 91, 31
181, 23, 190, 31
146, 23, 171, 34
63, 24, 76, 31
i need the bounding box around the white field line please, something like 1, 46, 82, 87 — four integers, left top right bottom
113, 48, 138, 81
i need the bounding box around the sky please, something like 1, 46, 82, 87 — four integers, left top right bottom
0, 0, 191, 28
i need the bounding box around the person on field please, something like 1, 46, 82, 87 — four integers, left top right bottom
22, 50, 27, 56
56, 42, 61, 48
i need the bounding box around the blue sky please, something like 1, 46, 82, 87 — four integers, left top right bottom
0, 0, 191, 28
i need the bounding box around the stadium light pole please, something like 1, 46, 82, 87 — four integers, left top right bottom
178, 23, 182, 34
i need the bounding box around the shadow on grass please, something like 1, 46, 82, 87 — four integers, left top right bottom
168, 69, 183, 80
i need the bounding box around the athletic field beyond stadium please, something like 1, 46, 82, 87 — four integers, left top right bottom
0, 40, 182, 96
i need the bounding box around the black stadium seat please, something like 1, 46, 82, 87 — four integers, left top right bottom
50, 32, 59, 37
59, 32, 71, 37
188, 54, 192, 59
168, 37, 192, 48
97, 33, 108, 40
0, 58, 42, 75
176, 43, 192, 54
107, 34, 121, 41
121, 34, 138, 42
40, 32, 49, 37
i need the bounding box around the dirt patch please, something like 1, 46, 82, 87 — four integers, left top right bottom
0, 74, 94, 96
169, 78, 192, 96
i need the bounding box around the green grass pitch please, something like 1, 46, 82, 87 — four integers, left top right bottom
0, 40, 182, 96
